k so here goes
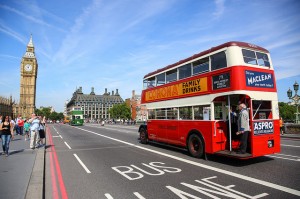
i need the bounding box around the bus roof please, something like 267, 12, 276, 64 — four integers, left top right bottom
144, 41, 269, 79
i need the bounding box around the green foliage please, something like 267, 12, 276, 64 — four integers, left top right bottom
278, 102, 297, 122
109, 103, 131, 120
35, 108, 64, 121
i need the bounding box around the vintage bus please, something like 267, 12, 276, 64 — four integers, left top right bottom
70, 108, 84, 126
138, 41, 280, 159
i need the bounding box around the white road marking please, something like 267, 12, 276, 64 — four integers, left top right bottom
64, 141, 72, 149
73, 154, 91, 173
134, 192, 146, 199
266, 155, 300, 162
104, 193, 114, 199
276, 153, 300, 158
73, 126, 300, 197
59, 135, 63, 139
52, 136, 60, 138
281, 144, 300, 148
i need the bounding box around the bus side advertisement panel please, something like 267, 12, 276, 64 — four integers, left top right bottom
144, 77, 208, 103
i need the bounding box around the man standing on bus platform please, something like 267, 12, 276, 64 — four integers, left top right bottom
236, 103, 250, 154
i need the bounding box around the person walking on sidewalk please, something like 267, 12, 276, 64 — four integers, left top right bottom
279, 117, 284, 135
29, 113, 40, 150
17, 116, 24, 136
24, 119, 30, 141
0, 115, 14, 156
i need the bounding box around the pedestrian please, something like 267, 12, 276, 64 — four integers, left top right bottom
15, 115, 21, 135
279, 117, 284, 135
29, 113, 40, 150
0, 115, 14, 156
9, 116, 15, 138
0, 115, 2, 143
236, 103, 250, 154
24, 119, 30, 141
17, 116, 24, 136
37, 117, 45, 147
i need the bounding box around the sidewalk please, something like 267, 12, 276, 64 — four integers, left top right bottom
0, 134, 44, 199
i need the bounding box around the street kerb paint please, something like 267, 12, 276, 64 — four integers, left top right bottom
47, 126, 69, 199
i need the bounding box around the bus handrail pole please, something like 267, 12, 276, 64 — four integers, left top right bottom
228, 95, 232, 152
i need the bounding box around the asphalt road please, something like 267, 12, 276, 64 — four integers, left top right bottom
45, 123, 300, 199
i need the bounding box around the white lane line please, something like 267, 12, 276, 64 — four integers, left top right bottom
276, 153, 300, 158
64, 141, 72, 149
104, 193, 114, 199
266, 155, 300, 162
281, 144, 300, 148
73, 154, 91, 173
59, 135, 63, 139
134, 192, 146, 199
57, 131, 60, 135
52, 136, 60, 138
73, 126, 300, 197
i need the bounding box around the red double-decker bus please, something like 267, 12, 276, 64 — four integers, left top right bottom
138, 41, 280, 159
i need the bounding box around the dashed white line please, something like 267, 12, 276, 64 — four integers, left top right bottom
73, 154, 91, 173
281, 144, 300, 148
134, 192, 146, 199
64, 141, 72, 149
104, 193, 114, 199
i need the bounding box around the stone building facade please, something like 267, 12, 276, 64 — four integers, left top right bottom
127, 90, 147, 122
66, 87, 124, 120
0, 96, 14, 118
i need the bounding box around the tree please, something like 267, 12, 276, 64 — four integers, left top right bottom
278, 102, 296, 122
109, 103, 131, 120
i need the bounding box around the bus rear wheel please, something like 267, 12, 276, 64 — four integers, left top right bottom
188, 134, 204, 158
140, 128, 148, 144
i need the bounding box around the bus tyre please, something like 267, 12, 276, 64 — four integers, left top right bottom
140, 128, 148, 144
188, 134, 204, 158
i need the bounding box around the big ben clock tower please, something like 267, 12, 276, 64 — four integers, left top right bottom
19, 35, 38, 117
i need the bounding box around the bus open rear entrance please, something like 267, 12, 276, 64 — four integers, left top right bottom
212, 94, 280, 159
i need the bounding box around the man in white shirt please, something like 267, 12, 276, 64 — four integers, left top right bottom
29, 113, 40, 149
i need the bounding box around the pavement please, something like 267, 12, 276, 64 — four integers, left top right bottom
0, 134, 45, 199
0, 129, 299, 199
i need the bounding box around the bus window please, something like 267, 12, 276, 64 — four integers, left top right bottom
192, 57, 209, 75
179, 106, 192, 120
211, 51, 227, 71
148, 109, 155, 119
156, 109, 166, 119
156, 73, 166, 86
256, 52, 270, 67
167, 108, 178, 119
166, 69, 177, 83
252, 100, 272, 120
214, 102, 223, 120
193, 105, 211, 120
242, 49, 257, 65
179, 64, 191, 80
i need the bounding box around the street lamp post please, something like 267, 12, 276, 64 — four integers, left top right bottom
287, 81, 300, 124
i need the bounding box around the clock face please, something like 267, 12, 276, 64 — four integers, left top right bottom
24, 64, 32, 72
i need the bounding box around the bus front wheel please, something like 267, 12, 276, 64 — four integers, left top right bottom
188, 134, 204, 158
140, 128, 148, 144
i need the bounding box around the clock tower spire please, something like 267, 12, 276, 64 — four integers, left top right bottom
19, 35, 38, 117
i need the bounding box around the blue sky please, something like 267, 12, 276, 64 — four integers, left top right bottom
0, 0, 300, 112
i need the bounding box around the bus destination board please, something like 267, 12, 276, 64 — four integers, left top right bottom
212, 73, 230, 90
